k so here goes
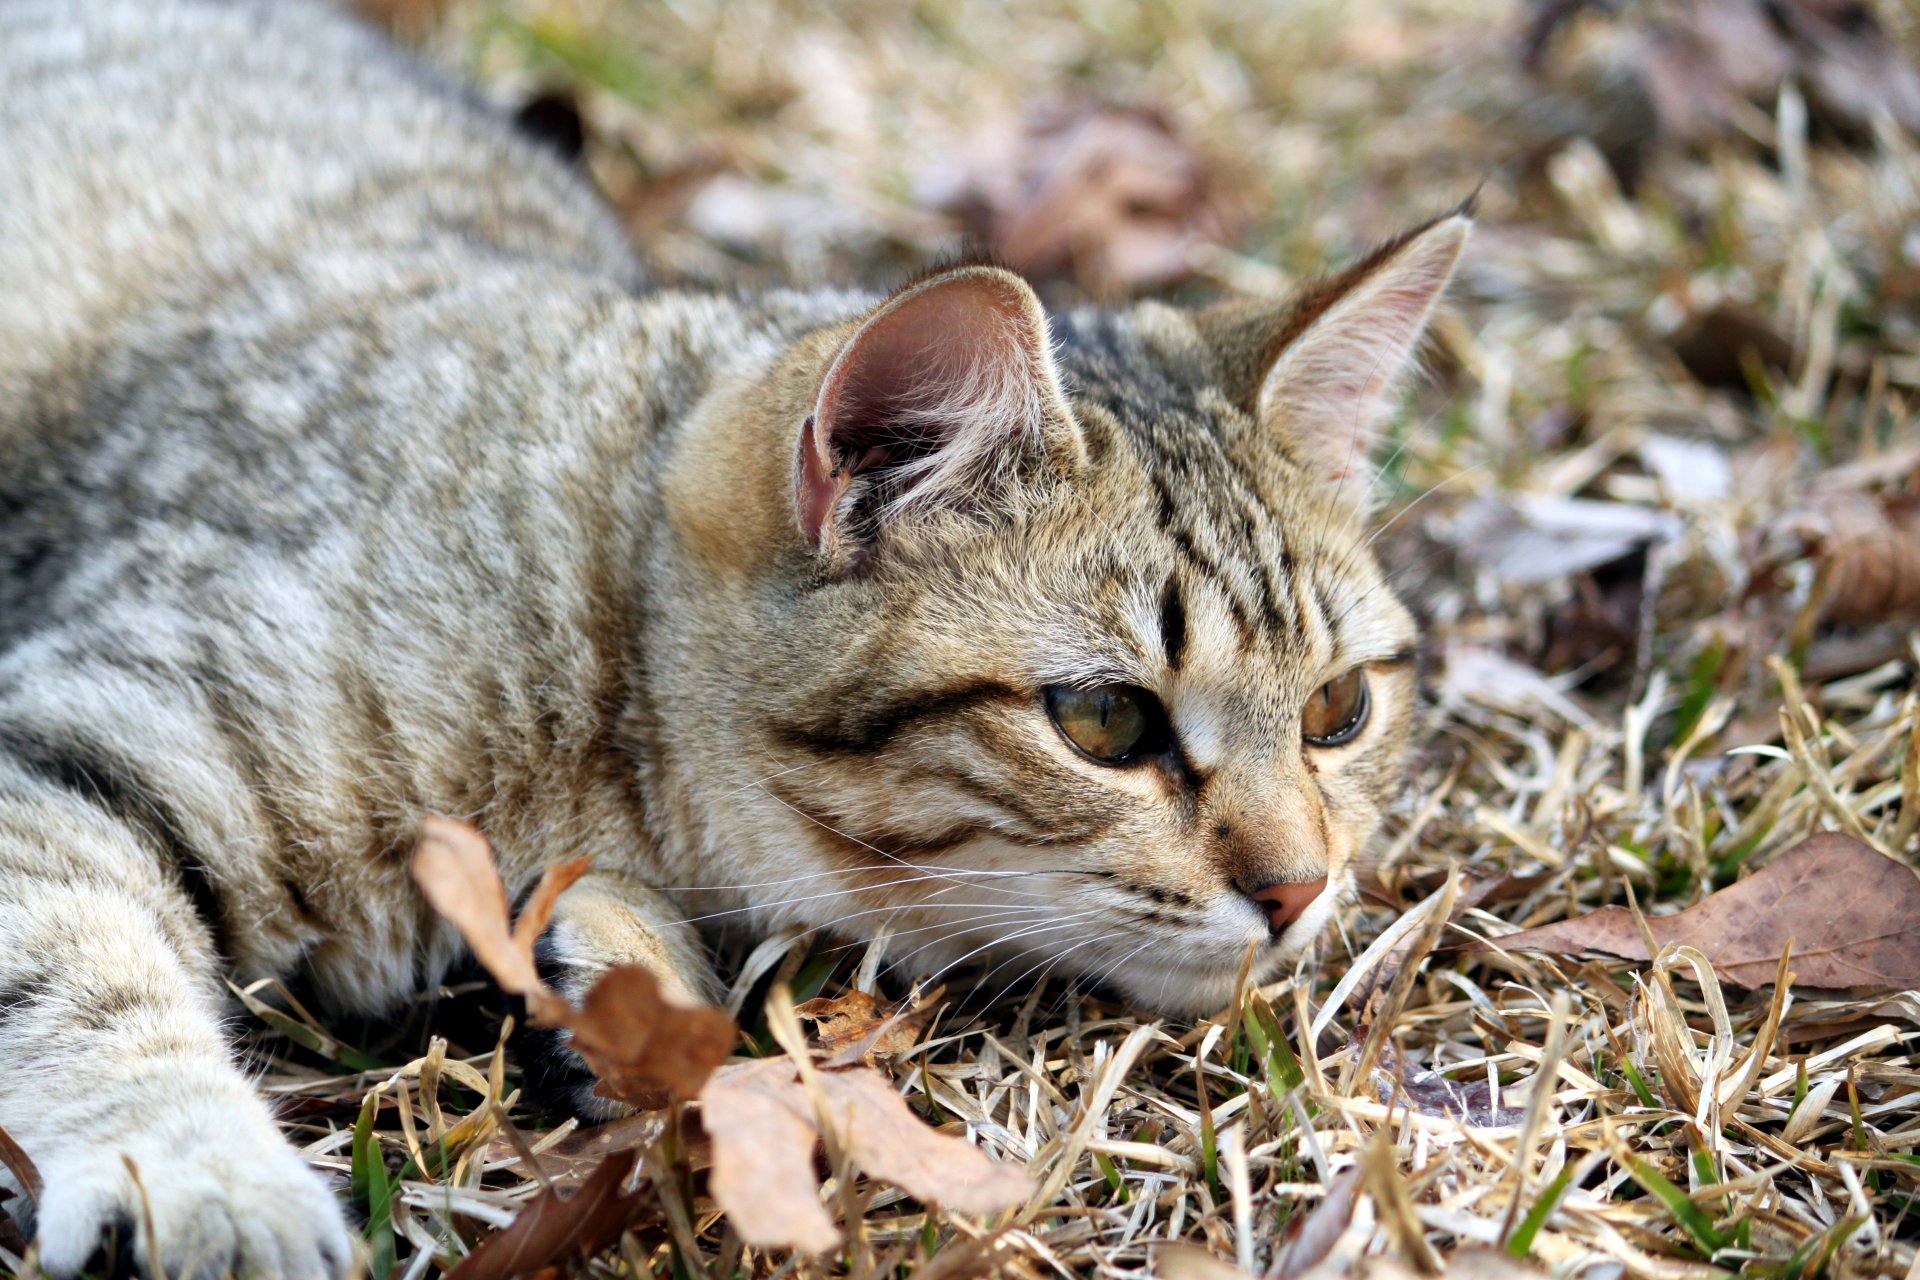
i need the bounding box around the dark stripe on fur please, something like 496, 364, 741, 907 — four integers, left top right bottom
1159, 575, 1187, 671
772, 679, 1023, 756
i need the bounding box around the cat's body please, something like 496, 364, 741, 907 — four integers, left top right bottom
0, 0, 1465, 1274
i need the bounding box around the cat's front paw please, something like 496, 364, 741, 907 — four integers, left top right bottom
30, 1098, 354, 1280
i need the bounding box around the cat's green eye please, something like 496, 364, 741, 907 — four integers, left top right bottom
1046, 684, 1170, 765
1302, 669, 1370, 747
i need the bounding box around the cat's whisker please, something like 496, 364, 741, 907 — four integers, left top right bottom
973, 928, 1135, 1014
881, 907, 1105, 967
1040, 934, 1163, 1019
919, 916, 1105, 991
714, 759, 821, 800
664, 887, 1074, 931
752, 782, 1072, 900
1355, 459, 1484, 561
1310, 404, 1460, 610
658, 861, 1094, 896
819, 907, 1073, 959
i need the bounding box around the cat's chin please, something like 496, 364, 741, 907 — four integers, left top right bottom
1095, 946, 1301, 1019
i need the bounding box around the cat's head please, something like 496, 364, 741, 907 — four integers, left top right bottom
660, 211, 1468, 1015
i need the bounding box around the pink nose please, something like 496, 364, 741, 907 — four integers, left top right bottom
1251, 877, 1328, 934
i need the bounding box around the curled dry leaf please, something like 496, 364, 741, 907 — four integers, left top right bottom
699, 1059, 841, 1255
699, 1058, 1031, 1254
1765, 491, 1920, 627
926, 103, 1242, 294
0, 1122, 41, 1207
797, 982, 943, 1067
409, 817, 737, 1104
1475, 832, 1920, 990
574, 964, 739, 1111
445, 1150, 650, 1280
411, 816, 587, 1005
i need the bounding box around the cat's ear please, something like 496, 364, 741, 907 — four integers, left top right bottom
797, 264, 1077, 561
1201, 210, 1469, 511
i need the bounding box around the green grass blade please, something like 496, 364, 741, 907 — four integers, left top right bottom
1621, 1151, 1725, 1256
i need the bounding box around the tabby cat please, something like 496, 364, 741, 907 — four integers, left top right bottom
0, 0, 1468, 1274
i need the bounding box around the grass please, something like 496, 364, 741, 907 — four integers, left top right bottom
28, 0, 1920, 1275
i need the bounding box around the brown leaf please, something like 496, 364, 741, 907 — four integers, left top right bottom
1527, 0, 1920, 146
0, 1122, 41, 1206
930, 103, 1243, 295
410, 819, 736, 1102
515, 858, 593, 955
814, 1067, 1031, 1215
574, 965, 739, 1110
412, 817, 540, 998
1266, 1167, 1359, 1279
699, 1059, 842, 1254
1766, 492, 1920, 627
1476, 833, 1920, 989
445, 1150, 650, 1280
698, 1058, 1030, 1254
798, 983, 943, 1067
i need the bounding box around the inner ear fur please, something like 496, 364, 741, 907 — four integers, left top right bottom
796, 264, 1078, 564
1196, 207, 1471, 508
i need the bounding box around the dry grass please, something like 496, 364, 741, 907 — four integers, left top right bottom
95, 1, 1920, 1276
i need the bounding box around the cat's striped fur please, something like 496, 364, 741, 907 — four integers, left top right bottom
0, 0, 1467, 1273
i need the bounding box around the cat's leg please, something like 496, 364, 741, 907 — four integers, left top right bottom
0, 760, 353, 1279
522, 870, 716, 1120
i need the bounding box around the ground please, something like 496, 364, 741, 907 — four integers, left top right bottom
52, 0, 1920, 1276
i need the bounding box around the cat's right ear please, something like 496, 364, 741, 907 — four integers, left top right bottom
797, 265, 1078, 566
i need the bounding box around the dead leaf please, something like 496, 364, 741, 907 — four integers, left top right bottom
413, 817, 535, 995
1371, 1043, 1527, 1128
698, 1058, 1031, 1254
699, 1059, 842, 1254
1266, 1167, 1360, 1278
412, 823, 1023, 1255
1526, 0, 1920, 146
1438, 495, 1679, 588
574, 965, 739, 1110
813, 1067, 1030, 1214
0, 1122, 41, 1207
1475, 832, 1920, 989
445, 1150, 651, 1280
410, 819, 737, 1102
926, 103, 1243, 294
1765, 492, 1920, 627
411, 817, 587, 1006
798, 983, 943, 1067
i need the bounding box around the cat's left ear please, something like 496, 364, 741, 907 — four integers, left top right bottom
798, 265, 1078, 564
1202, 210, 1470, 511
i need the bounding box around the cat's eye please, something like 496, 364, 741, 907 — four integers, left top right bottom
1302, 669, 1370, 747
1046, 684, 1170, 765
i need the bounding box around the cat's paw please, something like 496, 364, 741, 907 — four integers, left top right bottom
31, 1103, 354, 1280
515, 1020, 635, 1123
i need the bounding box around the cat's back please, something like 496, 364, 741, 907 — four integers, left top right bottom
0, 0, 639, 404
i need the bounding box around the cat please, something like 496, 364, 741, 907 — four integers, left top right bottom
0, 0, 1467, 1274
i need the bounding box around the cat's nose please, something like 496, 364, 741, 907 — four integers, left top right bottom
1250, 877, 1327, 935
